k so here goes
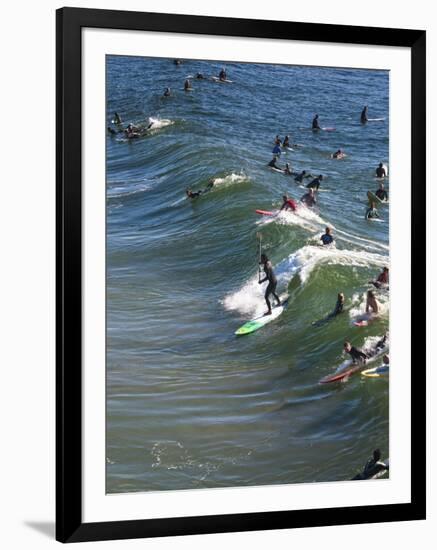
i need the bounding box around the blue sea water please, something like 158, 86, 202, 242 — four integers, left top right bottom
106, 56, 389, 493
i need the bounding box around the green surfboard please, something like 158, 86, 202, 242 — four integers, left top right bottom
235, 299, 288, 336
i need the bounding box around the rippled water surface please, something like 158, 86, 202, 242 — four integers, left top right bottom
106, 56, 389, 493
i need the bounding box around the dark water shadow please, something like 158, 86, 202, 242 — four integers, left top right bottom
24, 521, 55, 539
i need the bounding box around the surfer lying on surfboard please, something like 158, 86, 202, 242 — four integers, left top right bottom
258, 253, 281, 316
312, 292, 345, 327
344, 333, 388, 365
331, 149, 346, 159
280, 195, 297, 212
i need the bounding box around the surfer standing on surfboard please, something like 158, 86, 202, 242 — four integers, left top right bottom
258, 253, 281, 316
360, 105, 369, 124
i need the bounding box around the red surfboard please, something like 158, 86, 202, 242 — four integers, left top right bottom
255, 209, 274, 216
319, 366, 360, 384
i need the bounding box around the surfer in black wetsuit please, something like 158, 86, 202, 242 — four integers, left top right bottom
107, 126, 117, 135
186, 188, 202, 199
196, 73, 205, 79
352, 449, 389, 480
219, 67, 227, 81
163, 87, 171, 97
361, 105, 369, 124
284, 163, 293, 175
344, 342, 368, 364
184, 79, 192, 91
268, 156, 280, 169
113, 112, 122, 125
295, 170, 312, 183
283, 135, 290, 148
307, 174, 323, 190
258, 253, 281, 315
376, 162, 387, 178
312, 114, 321, 130
375, 182, 388, 201
312, 293, 345, 327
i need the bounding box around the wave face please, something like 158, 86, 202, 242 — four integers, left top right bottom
106, 56, 389, 493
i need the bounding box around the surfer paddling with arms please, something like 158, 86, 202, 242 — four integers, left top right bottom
280, 195, 297, 212
369, 266, 389, 289
258, 253, 281, 316
301, 188, 317, 207
344, 342, 368, 365
295, 170, 312, 183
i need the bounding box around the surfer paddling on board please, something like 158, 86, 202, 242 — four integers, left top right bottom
284, 163, 293, 175
332, 149, 346, 159
343, 342, 368, 365
280, 195, 297, 212
295, 170, 313, 183
366, 290, 380, 315
258, 253, 281, 316
312, 114, 321, 130
125, 123, 141, 139
375, 182, 388, 201
113, 112, 122, 125
321, 227, 334, 245
353, 449, 389, 480
301, 188, 317, 207
360, 105, 369, 124
307, 174, 324, 190
184, 79, 192, 91
163, 87, 171, 97
369, 267, 389, 289
312, 292, 345, 327
268, 156, 281, 169
376, 162, 387, 178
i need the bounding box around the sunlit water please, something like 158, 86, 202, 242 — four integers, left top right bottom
106, 56, 389, 493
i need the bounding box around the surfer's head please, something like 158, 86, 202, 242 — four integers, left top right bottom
338, 292, 345, 302
282, 195, 288, 202
260, 253, 268, 264
343, 341, 352, 352
325, 227, 332, 235
383, 355, 389, 365
383, 267, 389, 273
379, 162, 383, 168
373, 449, 381, 461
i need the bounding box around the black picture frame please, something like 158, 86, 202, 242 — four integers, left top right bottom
56, 7, 426, 543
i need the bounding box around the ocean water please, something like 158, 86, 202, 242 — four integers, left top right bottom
106, 56, 389, 493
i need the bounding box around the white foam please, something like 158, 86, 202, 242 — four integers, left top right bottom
211, 172, 248, 187
147, 117, 174, 130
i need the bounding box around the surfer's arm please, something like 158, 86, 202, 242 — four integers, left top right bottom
259, 277, 267, 284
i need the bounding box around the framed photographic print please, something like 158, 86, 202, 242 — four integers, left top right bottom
56, 7, 426, 543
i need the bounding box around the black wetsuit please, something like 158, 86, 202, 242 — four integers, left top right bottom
268, 158, 279, 168
283, 138, 290, 147
332, 298, 344, 316
307, 177, 322, 190
347, 346, 368, 364
375, 188, 388, 201
260, 261, 280, 312
312, 116, 320, 130
361, 108, 368, 124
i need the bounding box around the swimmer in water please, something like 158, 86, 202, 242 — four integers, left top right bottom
332, 149, 345, 159
295, 170, 313, 183
361, 105, 368, 124
321, 226, 334, 245
365, 202, 380, 219
113, 112, 122, 125
283, 135, 290, 148
307, 174, 324, 190
366, 290, 380, 315
375, 182, 388, 201
280, 194, 297, 212
258, 253, 281, 315
107, 126, 117, 135
184, 79, 192, 91
376, 162, 387, 178
312, 114, 321, 130
163, 87, 171, 97
369, 266, 389, 289
284, 163, 293, 175
301, 188, 317, 207
174, 59, 182, 65
196, 73, 205, 79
